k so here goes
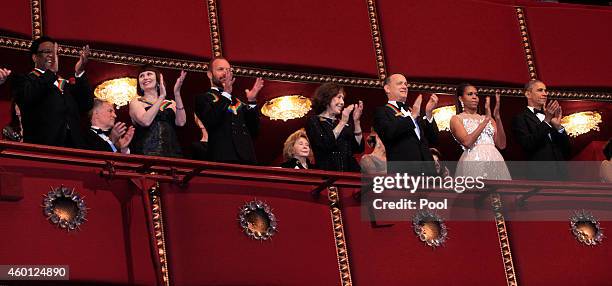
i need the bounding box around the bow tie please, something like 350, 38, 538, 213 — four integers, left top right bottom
396, 101, 408, 111
92, 128, 111, 136
533, 108, 545, 115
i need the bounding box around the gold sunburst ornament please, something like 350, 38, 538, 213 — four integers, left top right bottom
561, 111, 602, 137
432, 105, 456, 131
42, 186, 88, 231
239, 200, 278, 240
261, 95, 311, 121
94, 77, 138, 108
570, 210, 604, 246
413, 211, 448, 247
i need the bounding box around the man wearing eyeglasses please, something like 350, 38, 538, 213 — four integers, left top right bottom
12, 36, 93, 148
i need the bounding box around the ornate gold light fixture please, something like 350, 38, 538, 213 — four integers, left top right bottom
570, 210, 604, 246
261, 95, 311, 121
43, 185, 88, 231
561, 111, 602, 137
239, 200, 278, 240
94, 77, 138, 108
412, 211, 448, 248
432, 105, 456, 131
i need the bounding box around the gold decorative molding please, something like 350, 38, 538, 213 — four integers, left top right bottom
232, 65, 381, 88
366, 0, 387, 80
149, 182, 171, 286
206, 0, 223, 57
57, 43, 208, 72
515, 7, 538, 80
1, 35, 610, 100
0, 36, 31, 51
30, 0, 43, 39
327, 186, 353, 286
491, 193, 518, 286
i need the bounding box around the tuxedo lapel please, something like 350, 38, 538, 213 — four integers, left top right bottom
386, 106, 421, 140
524, 108, 541, 126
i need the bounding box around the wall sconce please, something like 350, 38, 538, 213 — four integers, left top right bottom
561, 111, 602, 137
94, 77, 138, 108
432, 105, 456, 131
261, 95, 311, 121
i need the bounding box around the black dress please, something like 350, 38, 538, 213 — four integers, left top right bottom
130, 100, 182, 158
2, 125, 22, 142
191, 141, 209, 161
305, 115, 364, 172
280, 158, 311, 169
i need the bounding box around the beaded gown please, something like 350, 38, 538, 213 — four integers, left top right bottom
453, 115, 511, 180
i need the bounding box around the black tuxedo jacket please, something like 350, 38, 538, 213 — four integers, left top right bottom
373, 104, 438, 174
195, 89, 259, 164
512, 108, 571, 180
512, 108, 571, 161
82, 129, 117, 153
12, 70, 92, 147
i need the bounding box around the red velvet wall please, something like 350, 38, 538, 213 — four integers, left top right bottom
526, 5, 612, 87
0, 158, 157, 285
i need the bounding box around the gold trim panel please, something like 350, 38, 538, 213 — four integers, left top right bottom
206, 0, 222, 57
231, 66, 381, 88
328, 186, 353, 286
366, 0, 387, 80
57, 43, 208, 72
149, 182, 171, 286
1, 35, 610, 99
30, 0, 43, 39
0, 36, 31, 51
491, 193, 518, 286
515, 7, 537, 80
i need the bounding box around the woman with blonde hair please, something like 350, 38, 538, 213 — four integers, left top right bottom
281, 128, 312, 169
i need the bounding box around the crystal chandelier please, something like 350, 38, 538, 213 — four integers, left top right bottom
94, 77, 138, 108
261, 95, 312, 121
561, 111, 602, 137
432, 105, 456, 131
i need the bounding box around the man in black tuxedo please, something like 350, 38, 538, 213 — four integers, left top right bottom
12, 36, 93, 148
195, 56, 264, 165
373, 73, 439, 174
512, 80, 571, 180
82, 99, 133, 154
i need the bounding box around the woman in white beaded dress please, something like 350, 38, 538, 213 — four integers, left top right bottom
450, 83, 511, 180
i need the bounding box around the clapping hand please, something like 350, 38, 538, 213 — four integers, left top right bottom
245, 77, 264, 102
425, 94, 438, 118
50, 43, 59, 73
158, 73, 167, 100
493, 92, 501, 119
174, 70, 187, 97
341, 104, 355, 124
411, 94, 423, 118
550, 104, 563, 130
543, 100, 560, 123
116, 126, 135, 150
110, 122, 128, 145
110, 122, 135, 150
352, 100, 364, 122
75, 45, 90, 75
223, 69, 235, 94
0, 68, 11, 85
